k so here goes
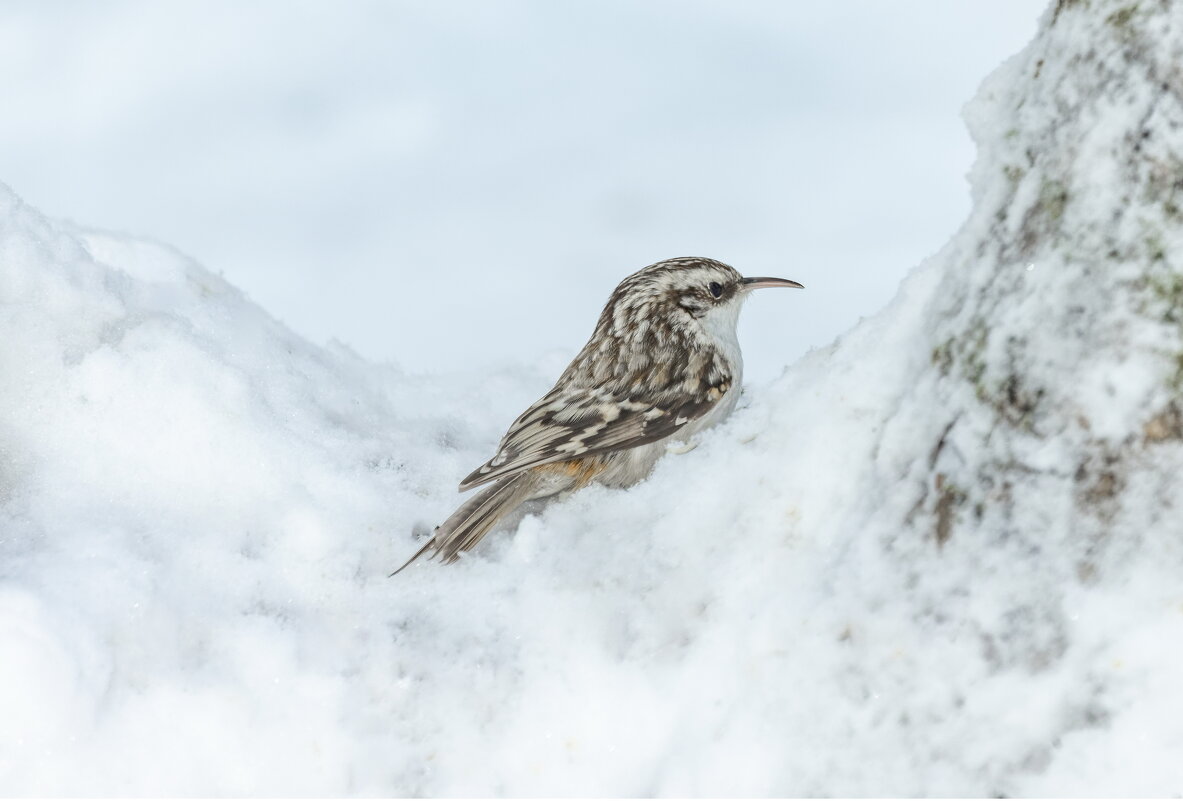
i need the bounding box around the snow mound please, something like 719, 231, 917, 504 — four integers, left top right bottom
3, 0, 1183, 794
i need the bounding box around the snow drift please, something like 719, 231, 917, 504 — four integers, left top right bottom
3, 0, 1183, 794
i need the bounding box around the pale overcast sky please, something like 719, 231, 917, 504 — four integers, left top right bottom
0, 1, 1042, 381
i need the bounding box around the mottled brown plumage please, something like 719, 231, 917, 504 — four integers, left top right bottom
392, 256, 801, 574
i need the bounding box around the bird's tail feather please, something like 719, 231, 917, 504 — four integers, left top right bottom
390, 471, 540, 576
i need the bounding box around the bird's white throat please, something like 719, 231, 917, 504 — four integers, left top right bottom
699, 296, 746, 384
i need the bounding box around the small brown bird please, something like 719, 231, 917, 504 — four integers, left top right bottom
392, 256, 802, 573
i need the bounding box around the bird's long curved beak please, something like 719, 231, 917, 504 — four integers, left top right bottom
741, 276, 804, 291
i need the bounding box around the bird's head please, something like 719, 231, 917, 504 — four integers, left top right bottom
564, 256, 802, 387
602, 257, 803, 342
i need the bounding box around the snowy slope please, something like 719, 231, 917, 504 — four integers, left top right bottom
3, 0, 1183, 795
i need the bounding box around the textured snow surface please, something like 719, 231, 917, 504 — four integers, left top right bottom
3, 0, 1183, 795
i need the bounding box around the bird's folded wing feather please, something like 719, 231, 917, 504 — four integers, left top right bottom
458, 382, 727, 491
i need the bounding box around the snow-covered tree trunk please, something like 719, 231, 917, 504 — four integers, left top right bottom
782, 1, 1183, 790
909, 0, 1183, 568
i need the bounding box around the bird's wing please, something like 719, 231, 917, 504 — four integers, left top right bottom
458, 380, 730, 491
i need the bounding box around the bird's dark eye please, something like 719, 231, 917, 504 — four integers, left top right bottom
708, 281, 723, 299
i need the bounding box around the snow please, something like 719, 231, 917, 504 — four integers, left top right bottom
3, 0, 1183, 795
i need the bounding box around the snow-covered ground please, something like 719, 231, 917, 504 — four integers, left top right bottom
3, 0, 1183, 796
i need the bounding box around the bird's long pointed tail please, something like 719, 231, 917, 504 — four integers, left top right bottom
390, 471, 541, 576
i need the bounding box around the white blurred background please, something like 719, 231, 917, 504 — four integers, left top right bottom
0, 1, 1038, 382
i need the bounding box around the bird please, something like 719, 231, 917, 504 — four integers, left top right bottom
391, 256, 802, 574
